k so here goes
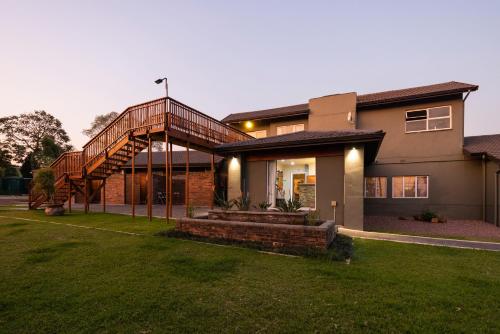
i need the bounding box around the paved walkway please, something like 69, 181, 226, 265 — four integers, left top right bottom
339, 227, 500, 252
67, 203, 210, 219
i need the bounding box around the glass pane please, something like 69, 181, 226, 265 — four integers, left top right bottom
428, 118, 450, 130
428, 106, 450, 118
392, 177, 404, 198
365, 177, 376, 198
417, 176, 428, 197
406, 110, 427, 120
406, 120, 426, 132
378, 177, 387, 198
404, 176, 416, 198
295, 124, 305, 132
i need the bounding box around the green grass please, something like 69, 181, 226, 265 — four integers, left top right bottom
1, 209, 499, 333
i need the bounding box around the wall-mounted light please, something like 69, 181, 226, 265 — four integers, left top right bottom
244, 121, 254, 130
290, 161, 295, 166
347, 146, 360, 162
229, 156, 240, 171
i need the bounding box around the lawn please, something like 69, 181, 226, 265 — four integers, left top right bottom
1, 208, 499, 333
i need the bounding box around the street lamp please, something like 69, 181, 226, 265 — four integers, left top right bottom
155, 77, 168, 98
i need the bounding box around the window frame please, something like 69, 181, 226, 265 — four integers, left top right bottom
276, 123, 305, 135
391, 176, 429, 199
364, 176, 387, 198
405, 105, 452, 133
247, 129, 267, 138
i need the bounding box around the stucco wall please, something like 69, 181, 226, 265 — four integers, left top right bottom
343, 146, 364, 229
230, 116, 309, 137
308, 93, 357, 131
246, 160, 267, 205
364, 159, 484, 220
357, 97, 464, 162
316, 154, 344, 224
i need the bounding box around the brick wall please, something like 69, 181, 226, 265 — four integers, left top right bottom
188, 170, 213, 207
176, 218, 335, 249
208, 210, 307, 225
103, 173, 125, 204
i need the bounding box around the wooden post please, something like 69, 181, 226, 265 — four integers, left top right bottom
84, 178, 88, 214
169, 141, 173, 217
210, 153, 215, 210
68, 180, 72, 213
102, 178, 106, 213
147, 135, 153, 221
131, 138, 136, 218
185, 142, 190, 217
165, 132, 170, 221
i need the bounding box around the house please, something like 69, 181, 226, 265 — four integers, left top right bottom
216, 81, 500, 230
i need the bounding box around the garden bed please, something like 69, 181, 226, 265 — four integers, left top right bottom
176, 217, 335, 249
208, 209, 312, 225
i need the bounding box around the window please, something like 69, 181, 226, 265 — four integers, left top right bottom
364, 177, 387, 198
268, 158, 316, 209
392, 176, 428, 198
276, 123, 304, 135
247, 129, 267, 138
405, 106, 451, 133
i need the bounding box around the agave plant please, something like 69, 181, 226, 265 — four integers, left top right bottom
277, 198, 302, 212
256, 201, 272, 211
214, 192, 233, 211
233, 193, 251, 211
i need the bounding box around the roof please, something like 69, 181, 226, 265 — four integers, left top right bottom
124, 151, 223, 168
464, 134, 500, 161
215, 130, 385, 153
221, 103, 309, 123
221, 81, 478, 123
357, 81, 478, 107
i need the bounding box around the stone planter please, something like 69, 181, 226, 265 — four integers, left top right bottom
45, 204, 65, 216
208, 209, 308, 225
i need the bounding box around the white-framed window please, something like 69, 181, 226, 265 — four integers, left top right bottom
276, 123, 304, 135
364, 177, 387, 198
392, 176, 429, 198
247, 129, 267, 139
405, 106, 451, 133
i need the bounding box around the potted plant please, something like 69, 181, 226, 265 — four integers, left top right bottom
33, 168, 65, 216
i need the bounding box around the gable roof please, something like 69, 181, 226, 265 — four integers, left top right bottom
123, 151, 223, 168
464, 134, 500, 161
221, 81, 478, 123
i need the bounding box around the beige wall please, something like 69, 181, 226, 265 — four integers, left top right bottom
357, 98, 465, 162
344, 146, 364, 230
229, 117, 309, 137
246, 160, 268, 205
308, 92, 357, 131
227, 156, 242, 200
316, 155, 344, 224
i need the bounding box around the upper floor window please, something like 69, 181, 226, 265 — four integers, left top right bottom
405, 106, 451, 133
276, 123, 304, 135
247, 129, 267, 139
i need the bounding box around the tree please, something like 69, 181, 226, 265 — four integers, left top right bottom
82, 112, 119, 138
0, 111, 72, 167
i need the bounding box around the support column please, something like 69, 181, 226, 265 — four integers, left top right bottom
185, 142, 190, 217
84, 177, 89, 214
131, 138, 136, 218
227, 155, 242, 202
165, 132, 170, 220
210, 153, 215, 210
102, 178, 106, 213
147, 135, 153, 221
344, 145, 364, 230
169, 142, 173, 217
68, 180, 72, 213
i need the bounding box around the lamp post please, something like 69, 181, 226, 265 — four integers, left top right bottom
155, 77, 168, 98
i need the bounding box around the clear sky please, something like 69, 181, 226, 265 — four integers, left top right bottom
1, 0, 499, 149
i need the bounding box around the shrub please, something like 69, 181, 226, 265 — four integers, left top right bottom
277, 198, 302, 213
233, 193, 251, 211
305, 209, 320, 225
420, 209, 438, 222
33, 168, 56, 203
187, 204, 195, 218
256, 201, 271, 211
328, 234, 354, 262
214, 193, 233, 211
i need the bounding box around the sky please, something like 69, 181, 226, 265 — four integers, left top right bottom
1, 0, 499, 150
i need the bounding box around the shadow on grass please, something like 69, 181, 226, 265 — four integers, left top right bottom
166, 256, 241, 283
24, 241, 93, 264
0, 222, 29, 228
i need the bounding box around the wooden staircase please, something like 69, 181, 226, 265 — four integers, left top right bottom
29, 97, 252, 210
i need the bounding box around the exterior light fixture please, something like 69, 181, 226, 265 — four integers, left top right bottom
155, 77, 168, 98
244, 121, 254, 130
290, 161, 295, 166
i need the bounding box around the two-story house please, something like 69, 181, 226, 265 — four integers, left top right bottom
216, 81, 500, 230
